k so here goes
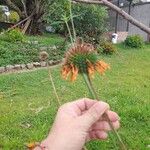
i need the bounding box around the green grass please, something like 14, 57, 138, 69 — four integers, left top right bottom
24, 34, 65, 47
0, 44, 150, 150
0, 33, 65, 67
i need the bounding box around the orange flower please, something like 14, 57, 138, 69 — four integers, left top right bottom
61, 65, 71, 80
71, 64, 79, 81
61, 40, 110, 81
62, 64, 78, 82
95, 60, 110, 75
87, 61, 95, 78
27, 142, 38, 150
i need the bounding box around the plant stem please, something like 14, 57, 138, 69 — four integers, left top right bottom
65, 20, 74, 45
48, 67, 61, 107
82, 73, 127, 150
69, 0, 77, 41
82, 73, 97, 99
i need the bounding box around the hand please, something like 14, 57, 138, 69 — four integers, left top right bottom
40, 98, 120, 150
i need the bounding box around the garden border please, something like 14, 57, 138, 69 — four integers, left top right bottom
0, 59, 63, 74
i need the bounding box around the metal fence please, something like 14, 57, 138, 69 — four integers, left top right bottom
108, 2, 150, 41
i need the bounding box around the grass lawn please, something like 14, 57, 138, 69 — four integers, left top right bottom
0, 44, 150, 150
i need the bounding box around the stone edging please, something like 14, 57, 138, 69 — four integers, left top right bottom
0, 60, 62, 74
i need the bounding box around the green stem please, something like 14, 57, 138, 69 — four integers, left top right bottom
69, 0, 76, 41
82, 73, 127, 150
82, 73, 97, 99
48, 66, 61, 107
65, 20, 74, 45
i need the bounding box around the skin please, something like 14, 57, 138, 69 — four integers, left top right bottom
35, 98, 120, 150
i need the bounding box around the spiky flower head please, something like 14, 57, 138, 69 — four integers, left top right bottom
62, 40, 110, 81
39, 51, 49, 61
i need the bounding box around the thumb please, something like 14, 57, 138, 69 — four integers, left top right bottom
80, 101, 109, 129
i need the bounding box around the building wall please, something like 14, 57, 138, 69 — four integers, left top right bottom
108, 3, 150, 41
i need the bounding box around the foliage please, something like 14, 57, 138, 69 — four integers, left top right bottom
124, 35, 144, 48
1, 28, 24, 42
0, 44, 150, 149
0, 13, 4, 22
0, 0, 56, 34
43, 0, 69, 33
0, 34, 65, 67
74, 4, 108, 44
0, 6, 19, 23
98, 41, 116, 55
44, 0, 108, 43
9, 11, 20, 23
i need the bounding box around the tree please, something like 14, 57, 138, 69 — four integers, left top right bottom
43, 0, 108, 43
0, 0, 55, 34
73, 0, 150, 35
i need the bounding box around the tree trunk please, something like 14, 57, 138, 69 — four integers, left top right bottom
22, 18, 32, 34
27, 16, 42, 35
3, 0, 45, 34
73, 0, 150, 35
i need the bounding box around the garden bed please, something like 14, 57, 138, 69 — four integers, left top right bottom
0, 34, 66, 67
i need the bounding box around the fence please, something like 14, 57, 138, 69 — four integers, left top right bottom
108, 2, 150, 41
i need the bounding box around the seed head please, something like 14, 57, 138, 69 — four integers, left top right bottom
39, 51, 49, 61
62, 40, 110, 81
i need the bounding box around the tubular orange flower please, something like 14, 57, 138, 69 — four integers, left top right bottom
61, 65, 71, 80
87, 61, 95, 78
71, 64, 79, 81
95, 60, 110, 75
61, 40, 110, 81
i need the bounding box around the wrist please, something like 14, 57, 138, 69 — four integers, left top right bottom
40, 131, 74, 150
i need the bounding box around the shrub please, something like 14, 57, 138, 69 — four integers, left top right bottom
98, 41, 116, 55
9, 11, 20, 23
124, 35, 144, 48
44, 0, 108, 44
2, 28, 24, 42
0, 13, 4, 22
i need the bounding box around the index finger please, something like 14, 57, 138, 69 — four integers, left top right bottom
68, 98, 98, 115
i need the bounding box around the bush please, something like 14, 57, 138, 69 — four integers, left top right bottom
124, 35, 144, 48
97, 41, 116, 55
9, 11, 20, 23
1, 28, 24, 42
44, 1, 108, 44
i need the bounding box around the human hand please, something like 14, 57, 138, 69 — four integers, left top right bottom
40, 98, 120, 150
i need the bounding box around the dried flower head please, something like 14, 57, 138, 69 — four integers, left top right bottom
39, 51, 49, 61
62, 40, 110, 81
26, 142, 37, 150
